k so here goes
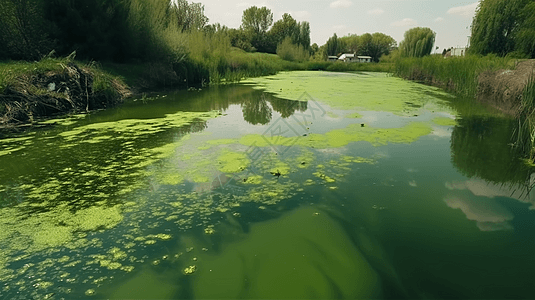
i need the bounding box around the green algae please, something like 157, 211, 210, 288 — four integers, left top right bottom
192, 206, 382, 299
240, 122, 432, 149
432, 117, 457, 126
243, 71, 453, 116
326, 111, 339, 118
216, 149, 250, 173
346, 112, 363, 118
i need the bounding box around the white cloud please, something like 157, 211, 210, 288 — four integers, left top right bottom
293, 10, 311, 20
367, 8, 384, 16
330, 0, 352, 8
434, 17, 444, 23
390, 18, 417, 27
332, 25, 347, 30
447, 2, 478, 18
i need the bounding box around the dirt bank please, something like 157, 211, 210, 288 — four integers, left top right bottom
477, 60, 535, 115
0, 62, 131, 126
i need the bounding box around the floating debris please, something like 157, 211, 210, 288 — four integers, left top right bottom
183, 265, 197, 275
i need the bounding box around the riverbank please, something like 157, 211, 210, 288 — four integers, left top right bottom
0, 56, 130, 127
0, 49, 394, 127
394, 55, 535, 116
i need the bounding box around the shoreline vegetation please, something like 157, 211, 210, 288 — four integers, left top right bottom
0, 0, 534, 128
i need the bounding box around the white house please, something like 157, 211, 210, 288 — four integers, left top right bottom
451, 47, 466, 57
338, 53, 356, 62
327, 56, 338, 61
357, 56, 372, 63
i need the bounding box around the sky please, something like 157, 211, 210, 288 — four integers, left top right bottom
199, 0, 480, 52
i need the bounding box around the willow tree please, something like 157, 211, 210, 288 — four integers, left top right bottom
399, 27, 435, 57
515, 1, 535, 58
470, 0, 531, 57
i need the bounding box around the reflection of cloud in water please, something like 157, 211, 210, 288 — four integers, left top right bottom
193, 173, 231, 193
443, 195, 513, 231
430, 126, 452, 138
445, 178, 533, 207
408, 180, 417, 187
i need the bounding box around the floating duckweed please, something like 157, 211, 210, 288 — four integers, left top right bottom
120, 266, 135, 272
154, 233, 172, 240
327, 111, 339, 118
183, 265, 197, 275
346, 112, 363, 118
152, 260, 160, 266
296, 149, 315, 169
243, 71, 451, 115
85, 289, 96, 296
145, 240, 156, 245
313, 172, 336, 183
186, 247, 194, 252
204, 227, 215, 235
239, 122, 432, 149
217, 149, 250, 173
35, 281, 53, 289
243, 175, 263, 184
432, 117, 457, 126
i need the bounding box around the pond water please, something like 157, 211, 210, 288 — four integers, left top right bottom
1, 71, 535, 299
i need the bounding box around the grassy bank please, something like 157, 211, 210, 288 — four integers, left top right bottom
101, 48, 393, 90
0, 56, 129, 125
393, 54, 517, 98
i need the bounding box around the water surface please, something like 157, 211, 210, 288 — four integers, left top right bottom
1, 71, 534, 299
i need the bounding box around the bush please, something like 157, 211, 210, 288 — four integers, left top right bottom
276, 37, 309, 62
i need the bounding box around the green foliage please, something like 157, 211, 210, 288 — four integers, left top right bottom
380, 49, 400, 63
276, 37, 310, 62
399, 27, 435, 58
241, 6, 273, 53
394, 54, 515, 98
241, 6, 273, 35
326, 62, 393, 72
326, 34, 341, 56
516, 2, 535, 58
339, 33, 396, 62
470, 0, 531, 57
269, 13, 298, 47
173, 0, 209, 32
0, 0, 53, 60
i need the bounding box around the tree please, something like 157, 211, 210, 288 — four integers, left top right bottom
399, 27, 435, 57
295, 21, 311, 50
470, 0, 531, 57
241, 6, 272, 36
365, 33, 396, 62
515, 1, 535, 58
325, 33, 341, 56
173, 0, 209, 32
269, 13, 298, 46
0, 0, 53, 60
241, 6, 273, 53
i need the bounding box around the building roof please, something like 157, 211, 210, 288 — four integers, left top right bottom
338, 53, 355, 59
357, 56, 372, 59
328, 56, 338, 59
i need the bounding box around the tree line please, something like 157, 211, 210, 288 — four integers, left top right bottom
470, 0, 535, 58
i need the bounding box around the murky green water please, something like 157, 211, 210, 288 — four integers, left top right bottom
1, 71, 534, 299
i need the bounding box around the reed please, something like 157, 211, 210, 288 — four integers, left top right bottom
394, 54, 515, 98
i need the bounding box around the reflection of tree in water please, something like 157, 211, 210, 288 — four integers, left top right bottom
268, 96, 308, 118
451, 116, 534, 185
241, 93, 272, 125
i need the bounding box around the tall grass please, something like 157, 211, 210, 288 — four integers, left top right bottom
394, 54, 516, 98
